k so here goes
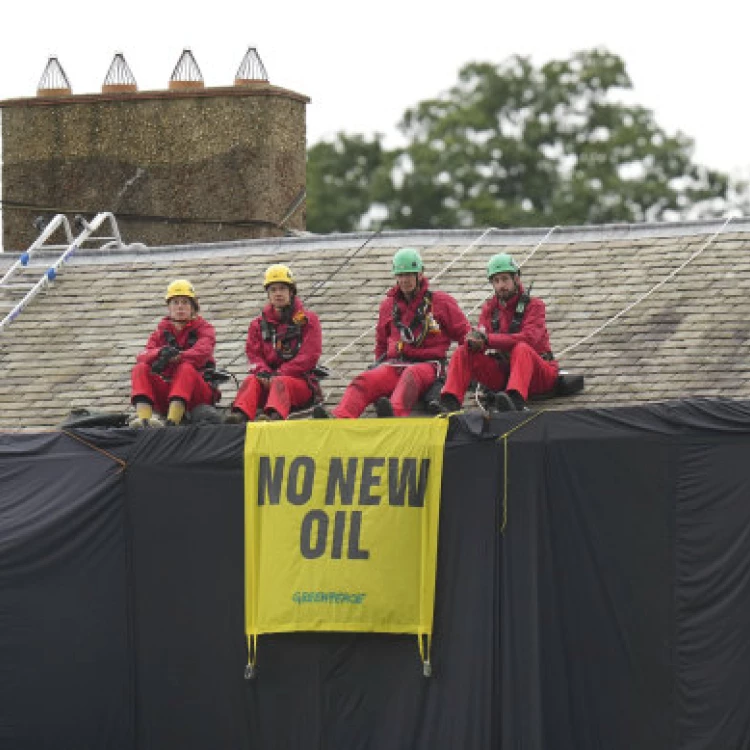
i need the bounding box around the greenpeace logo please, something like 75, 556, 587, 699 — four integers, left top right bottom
292, 591, 366, 605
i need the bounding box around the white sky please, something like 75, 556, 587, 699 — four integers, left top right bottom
0, 0, 747, 177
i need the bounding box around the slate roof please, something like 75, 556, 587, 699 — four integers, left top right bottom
1, 218, 749, 431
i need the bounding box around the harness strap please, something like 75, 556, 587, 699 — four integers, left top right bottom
491, 288, 531, 334
392, 290, 434, 348
489, 284, 554, 361
382, 357, 447, 378
164, 329, 198, 349
261, 311, 305, 361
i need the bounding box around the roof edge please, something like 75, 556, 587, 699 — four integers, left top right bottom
0, 83, 310, 108
1, 217, 747, 266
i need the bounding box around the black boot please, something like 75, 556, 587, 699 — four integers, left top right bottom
258, 409, 283, 422
223, 409, 248, 425
374, 397, 394, 418
437, 393, 462, 414
492, 392, 516, 411
507, 390, 527, 411
312, 405, 331, 419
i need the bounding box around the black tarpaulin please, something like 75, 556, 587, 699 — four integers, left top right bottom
1, 399, 750, 749
0, 431, 133, 750
125, 419, 500, 750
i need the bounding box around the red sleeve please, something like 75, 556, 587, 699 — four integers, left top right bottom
179, 320, 216, 368
136, 327, 164, 365
486, 298, 549, 353
277, 311, 323, 377
374, 298, 392, 360
439, 293, 471, 345
246, 319, 273, 374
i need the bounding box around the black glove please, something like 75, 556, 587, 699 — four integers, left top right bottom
151, 345, 180, 374
467, 330, 488, 352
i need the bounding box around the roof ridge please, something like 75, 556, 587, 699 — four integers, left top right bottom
4, 217, 748, 266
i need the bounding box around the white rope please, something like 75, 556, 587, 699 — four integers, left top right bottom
464, 224, 560, 318
428, 226, 502, 284
322, 318, 373, 367
556, 215, 735, 358
465, 224, 560, 409
324, 226, 504, 366
518, 224, 560, 270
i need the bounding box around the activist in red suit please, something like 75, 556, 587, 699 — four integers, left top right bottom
438, 253, 558, 413
130, 279, 217, 427
224, 264, 323, 423
316, 247, 470, 419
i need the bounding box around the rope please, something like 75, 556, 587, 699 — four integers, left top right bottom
519, 225, 560, 270
464, 224, 560, 319
464, 225, 559, 409
307, 227, 383, 303
62, 429, 128, 472
225, 227, 383, 371
428, 226, 502, 284
498, 410, 547, 533
556, 216, 735, 358
324, 227, 505, 367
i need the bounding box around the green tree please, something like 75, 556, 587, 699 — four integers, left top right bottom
305, 134, 394, 233
306, 49, 733, 232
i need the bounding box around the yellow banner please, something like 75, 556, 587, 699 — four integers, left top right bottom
244, 418, 448, 669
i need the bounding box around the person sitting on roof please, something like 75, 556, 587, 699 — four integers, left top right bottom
224, 264, 323, 423
130, 279, 217, 427
437, 253, 558, 413
315, 247, 470, 419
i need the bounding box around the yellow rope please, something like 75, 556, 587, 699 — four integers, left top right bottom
498, 410, 547, 533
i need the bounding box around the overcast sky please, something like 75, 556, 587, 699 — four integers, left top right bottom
0, 0, 747, 177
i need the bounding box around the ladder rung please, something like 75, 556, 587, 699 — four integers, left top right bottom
0, 213, 122, 330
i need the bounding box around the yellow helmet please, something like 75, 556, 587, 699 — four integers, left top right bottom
263, 264, 296, 291
165, 279, 199, 309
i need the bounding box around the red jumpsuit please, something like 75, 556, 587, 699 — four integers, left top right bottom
333, 278, 470, 418
130, 316, 217, 415
232, 297, 323, 420
442, 284, 559, 403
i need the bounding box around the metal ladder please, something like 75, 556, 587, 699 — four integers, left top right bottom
0, 212, 130, 332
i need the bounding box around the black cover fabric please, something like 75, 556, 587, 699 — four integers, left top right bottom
124, 423, 500, 750
0, 431, 133, 750
499, 408, 676, 750
2, 399, 750, 749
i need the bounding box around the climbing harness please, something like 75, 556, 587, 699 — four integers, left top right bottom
260, 311, 305, 361
392, 289, 435, 348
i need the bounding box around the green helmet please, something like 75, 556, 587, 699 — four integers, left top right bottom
487, 253, 520, 280
392, 247, 424, 275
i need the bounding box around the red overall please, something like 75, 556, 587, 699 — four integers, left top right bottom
232, 297, 322, 420
333, 278, 470, 418
130, 316, 217, 414
442, 284, 559, 402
